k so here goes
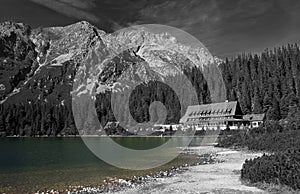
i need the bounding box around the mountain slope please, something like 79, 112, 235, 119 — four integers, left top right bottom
0, 21, 218, 136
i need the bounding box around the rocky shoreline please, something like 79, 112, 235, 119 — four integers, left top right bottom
35, 147, 222, 194
115, 147, 266, 194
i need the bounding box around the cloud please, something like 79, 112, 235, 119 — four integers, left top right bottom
126, 0, 223, 54
29, 0, 99, 22
129, 0, 299, 57
57, 0, 96, 9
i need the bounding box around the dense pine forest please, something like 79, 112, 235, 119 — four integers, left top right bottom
220, 44, 300, 130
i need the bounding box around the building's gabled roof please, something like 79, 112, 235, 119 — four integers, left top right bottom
180, 101, 239, 123
243, 114, 265, 121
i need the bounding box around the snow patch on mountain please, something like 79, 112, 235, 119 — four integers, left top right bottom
50, 53, 73, 67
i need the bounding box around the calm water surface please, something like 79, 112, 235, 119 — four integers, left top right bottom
0, 137, 216, 192
0, 137, 213, 172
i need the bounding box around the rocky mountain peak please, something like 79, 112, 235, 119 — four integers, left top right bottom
0, 21, 221, 136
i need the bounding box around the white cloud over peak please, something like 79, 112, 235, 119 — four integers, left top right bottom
29, 0, 99, 22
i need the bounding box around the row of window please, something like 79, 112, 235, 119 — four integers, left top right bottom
187, 117, 233, 122
198, 122, 226, 126
188, 108, 233, 117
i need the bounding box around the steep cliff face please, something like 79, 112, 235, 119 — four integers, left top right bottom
0, 21, 101, 102
0, 21, 221, 136
0, 22, 36, 101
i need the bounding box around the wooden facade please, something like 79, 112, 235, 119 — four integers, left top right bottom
180, 101, 255, 130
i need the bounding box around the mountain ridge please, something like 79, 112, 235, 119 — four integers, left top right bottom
0, 21, 218, 136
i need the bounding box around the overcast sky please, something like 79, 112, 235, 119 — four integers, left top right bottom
1, 0, 300, 57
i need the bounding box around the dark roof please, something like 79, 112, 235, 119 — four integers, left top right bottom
180, 101, 239, 123
243, 114, 265, 121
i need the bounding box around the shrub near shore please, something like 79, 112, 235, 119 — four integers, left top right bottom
217, 127, 300, 190
218, 128, 300, 152
241, 149, 300, 190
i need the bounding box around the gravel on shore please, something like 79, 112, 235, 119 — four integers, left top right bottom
35, 146, 265, 194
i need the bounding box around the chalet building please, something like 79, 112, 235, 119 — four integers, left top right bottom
243, 114, 265, 128
104, 121, 120, 130
180, 101, 263, 130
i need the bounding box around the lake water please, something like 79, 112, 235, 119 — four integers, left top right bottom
0, 136, 217, 192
